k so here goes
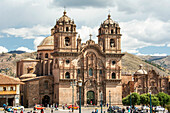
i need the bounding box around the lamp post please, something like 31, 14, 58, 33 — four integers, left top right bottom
149, 91, 152, 113
130, 92, 132, 107
130, 92, 132, 113
78, 80, 82, 113
100, 91, 103, 113
109, 90, 111, 113
71, 81, 76, 112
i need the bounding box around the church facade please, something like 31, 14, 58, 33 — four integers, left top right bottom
17, 11, 124, 107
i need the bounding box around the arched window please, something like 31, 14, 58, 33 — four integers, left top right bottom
99, 70, 102, 74
44, 81, 48, 89
39, 53, 42, 59
66, 60, 70, 64
112, 61, 116, 65
77, 69, 80, 74
115, 27, 117, 34
89, 68, 93, 76
65, 72, 70, 79
111, 29, 113, 34
110, 39, 115, 47
112, 72, 116, 79
65, 37, 70, 46
66, 27, 69, 31
45, 53, 48, 58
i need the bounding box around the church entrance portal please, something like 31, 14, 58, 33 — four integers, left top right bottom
42, 95, 50, 107
87, 91, 95, 105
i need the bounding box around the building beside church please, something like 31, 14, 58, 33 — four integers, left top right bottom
0, 73, 24, 106
122, 64, 170, 98
17, 11, 124, 107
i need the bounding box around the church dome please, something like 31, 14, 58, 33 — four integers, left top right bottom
56, 11, 74, 24
102, 14, 118, 26
37, 35, 54, 51
39, 35, 54, 46
135, 64, 147, 75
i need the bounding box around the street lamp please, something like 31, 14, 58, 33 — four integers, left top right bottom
130, 92, 132, 113
78, 79, 82, 113
149, 91, 152, 113
100, 91, 103, 113
71, 81, 76, 112
109, 90, 111, 113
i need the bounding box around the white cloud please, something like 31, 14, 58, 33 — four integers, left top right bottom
2, 25, 51, 39
167, 44, 170, 47
1, 25, 51, 49
16, 47, 35, 53
0, 46, 8, 53
77, 26, 98, 43
120, 17, 170, 53
137, 53, 167, 56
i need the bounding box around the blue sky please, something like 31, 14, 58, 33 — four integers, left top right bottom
0, 0, 170, 56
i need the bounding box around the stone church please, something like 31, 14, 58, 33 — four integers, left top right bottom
17, 10, 124, 107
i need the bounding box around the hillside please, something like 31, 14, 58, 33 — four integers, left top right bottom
0, 52, 37, 77
121, 52, 169, 76
138, 55, 170, 74
0, 52, 169, 77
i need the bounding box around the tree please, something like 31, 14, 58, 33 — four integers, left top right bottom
151, 95, 159, 106
122, 93, 140, 106
140, 94, 149, 105
122, 95, 130, 105
157, 92, 170, 107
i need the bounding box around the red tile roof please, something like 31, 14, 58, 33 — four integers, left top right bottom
0, 73, 24, 85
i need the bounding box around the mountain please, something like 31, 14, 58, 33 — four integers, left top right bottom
138, 55, 170, 74
0, 52, 169, 77
8, 50, 26, 54
0, 52, 37, 77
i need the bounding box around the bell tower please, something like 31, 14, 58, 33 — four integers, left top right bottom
54, 10, 77, 52
97, 14, 121, 53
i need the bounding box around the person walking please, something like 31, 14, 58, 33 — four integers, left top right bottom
51, 108, 53, 113
41, 109, 44, 113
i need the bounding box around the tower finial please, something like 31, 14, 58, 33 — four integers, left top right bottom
63, 6, 66, 15
89, 34, 92, 40
108, 9, 111, 19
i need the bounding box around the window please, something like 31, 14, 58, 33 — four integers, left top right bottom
65, 37, 70, 46
112, 61, 116, 65
44, 81, 48, 89
45, 53, 48, 58
115, 27, 117, 34
66, 60, 70, 64
66, 27, 69, 31
3, 87, 6, 91
99, 70, 102, 74
111, 29, 113, 34
65, 72, 70, 79
110, 39, 115, 47
89, 68, 93, 76
112, 72, 116, 79
10, 87, 13, 91
39, 53, 42, 59
77, 69, 80, 74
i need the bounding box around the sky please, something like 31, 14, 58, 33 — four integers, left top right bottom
0, 0, 170, 56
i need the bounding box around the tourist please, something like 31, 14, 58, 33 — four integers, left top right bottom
41, 109, 44, 113
107, 103, 108, 107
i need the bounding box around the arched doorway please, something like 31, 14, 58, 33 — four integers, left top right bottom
87, 91, 95, 105
42, 95, 50, 107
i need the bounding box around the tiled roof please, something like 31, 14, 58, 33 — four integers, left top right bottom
0, 73, 24, 85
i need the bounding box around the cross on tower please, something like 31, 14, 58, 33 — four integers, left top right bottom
89, 34, 92, 40
63, 6, 66, 15
108, 9, 111, 14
